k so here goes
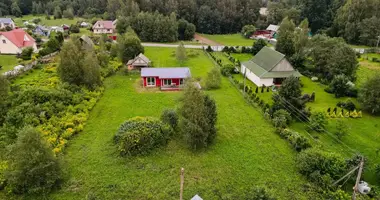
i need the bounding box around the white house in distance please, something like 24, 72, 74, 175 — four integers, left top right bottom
92, 20, 116, 34
0, 29, 37, 54
0, 18, 16, 30
241, 47, 301, 86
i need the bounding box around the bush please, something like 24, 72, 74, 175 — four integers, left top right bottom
221, 64, 236, 76
161, 109, 178, 130
6, 127, 62, 194
279, 129, 311, 152
336, 99, 356, 111
20, 47, 34, 60
296, 148, 347, 188
328, 74, 351, 98
241, 187, 276, 200
206, 46, 213, 52
335, 120, 348, 140
69, 24, 80, 33
272, 109, 292, 128
359, 75, 380, 115
205, 67, 221, 90
114, 117, 171, 156
308, 112, 328, 133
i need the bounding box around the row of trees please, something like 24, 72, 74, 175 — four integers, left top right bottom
116, 12, 195, 42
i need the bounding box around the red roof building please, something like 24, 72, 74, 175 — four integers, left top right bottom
92, 20, 116, 34
0, 29, 37, 54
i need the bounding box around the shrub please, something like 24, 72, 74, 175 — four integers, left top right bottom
241, 187, 276, 200
272, 109, 292, 128
205, 67, 221, 90
206, 46, 213, 52
6, 127, 62, 194
359, 75, 380, 115
310, 92, 315, 102
328, 74, 351, 98
221, 64, 235, 76
69, 24, 80, 33
296, 148, 347, 188
279, 129, 311, 152
20, 47, 34, 60
114, 117, 171, 156
308, 112, 328, 133
337, 99, 356, 111
335, 120, 348, 140
161, 109, 178, 130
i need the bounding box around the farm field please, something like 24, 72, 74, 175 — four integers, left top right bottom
35, 47, 319, 199
199, 33, 255, 46
12, 15, 85, 27
0, 55, 18, 72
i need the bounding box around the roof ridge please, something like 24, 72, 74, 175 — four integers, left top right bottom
268, 57, 285, 72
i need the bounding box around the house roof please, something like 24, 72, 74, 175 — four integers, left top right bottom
266, 24, 280, 32
127, 53, 151, 65
141, 67, 191, 79
80, 35, 94, 47
0, 18, 13, 24
241, 47, 301, 78
93, 21, 114, 29
0, 29, 35, 48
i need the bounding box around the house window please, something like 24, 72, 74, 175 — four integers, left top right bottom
2, 40, 6, 44
147, 77, 155, 86
163, 79, 172, 86
179, 79, 184, 85
107, 29, 110, 32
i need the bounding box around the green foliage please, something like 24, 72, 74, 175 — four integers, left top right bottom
11, 1, 22, 17
0, 75, 9, 102
241, 25, 256, 38
117, 28, 144, 63
298, 0, 335, 33
176, 42, 187, 65
252, 39, 267, 55
358, 75, 380, 115
179, 82, 217, 150
178, 19, 196, 40
161, 109, 178, 130
53, 6, 62, 19
327, 74, 350, 98
324, 189, 351, 200
272, 109, 292, 128
358, 16, 380, 46
275, 17, 296, 57
114, 117, 170, 156
335, 120, 348, 140
58, 40, 101, 89
62, 8, 74, 19
69, 24, 80, 33
241, 187, 276, 200
296, 148, 347, 188
20, 47, 34, 60
307, 35, 358, 82
6, 127, 61, 194
308, 112, 328, 133
220, 64, 235, 76
278, 129, 311, 152
205, 67, 221, 90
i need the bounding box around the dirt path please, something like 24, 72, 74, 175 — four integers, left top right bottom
194, 33, 222, 46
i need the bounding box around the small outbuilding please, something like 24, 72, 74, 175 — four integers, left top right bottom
241, 47, 301, 86
127, 53, 151, 70
141, 67, 191, 90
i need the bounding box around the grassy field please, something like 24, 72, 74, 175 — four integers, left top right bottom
0, 55, 19, 72
231, 53, 253, 62
200, 34, 255, 46
25, 47, 319, 200
12, 15, 84, 27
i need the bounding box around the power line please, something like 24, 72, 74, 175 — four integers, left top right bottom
276, 96, 358, 155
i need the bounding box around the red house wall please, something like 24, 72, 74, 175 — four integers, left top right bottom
142, 77, 184, 87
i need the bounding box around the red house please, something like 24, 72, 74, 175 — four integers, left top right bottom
141, 67, 191, 91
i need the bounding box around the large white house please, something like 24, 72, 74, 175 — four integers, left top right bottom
0, 18, 15, 30
241, 47, 301, 86
92, 20, 116, 34
0, 29, 37, 54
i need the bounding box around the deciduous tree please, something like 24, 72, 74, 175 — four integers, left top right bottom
359, 75, 380, 115
276, 17, 296, 57
176, 42, 187, 65
117, 27, 144, 63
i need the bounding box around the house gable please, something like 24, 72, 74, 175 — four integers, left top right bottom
251, 47, 285, 71
270, 58, 295, 72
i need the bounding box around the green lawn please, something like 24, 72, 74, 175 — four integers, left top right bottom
27, 47, 319, 200
231, 53, 253, 62
200, 33, 255, 46
12, 15, 85, 27
0, 55, 19, 72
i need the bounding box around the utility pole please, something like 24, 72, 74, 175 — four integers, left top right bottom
180, 168, 184, 200
352, 157, 364, 200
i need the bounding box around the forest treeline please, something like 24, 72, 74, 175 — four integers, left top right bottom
1, 0, 380, 45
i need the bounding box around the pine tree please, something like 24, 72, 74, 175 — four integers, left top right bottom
276, 17, 296, 57
176, 42, 187, 66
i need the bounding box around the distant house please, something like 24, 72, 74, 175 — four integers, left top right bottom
50, 26, 64, 33
141, 67, 191, 90
80, 22, 89, 28
92, 20, 116, 34
251, 24, 279, 39
0, 18, 15, 30
241, 47, 301, 86
62, 24, 70, 31
0, 29, 37, 54
266, 24, 280, 38
79, 35, 94, 50
33, 25, 50, 37
127, 53, 151, 70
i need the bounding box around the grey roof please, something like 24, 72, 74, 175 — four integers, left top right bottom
266, 24, 280, 32
0, 18, 13, 23
191, 195, 203, 200
141, 67, 191, 79
127, 53, 151, 65
252, 47, 285, 71
80, 35, 94, 47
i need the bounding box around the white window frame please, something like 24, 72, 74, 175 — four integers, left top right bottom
163, 79, 172, 86
146, 77, 155, 86
179, 79, 184, 85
